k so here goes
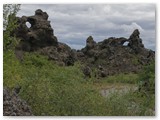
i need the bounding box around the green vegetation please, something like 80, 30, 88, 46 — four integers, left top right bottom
3, 4, 20, 51
138, 61, 155, 93
3, 51, 155, 116
100, 73, 139, 84
4, 51, 105, 115
3, 4, 155, 116
131, 56, 139, 65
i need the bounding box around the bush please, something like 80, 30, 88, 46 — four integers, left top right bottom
3, 4, 21, 51
138, 61, 155, 93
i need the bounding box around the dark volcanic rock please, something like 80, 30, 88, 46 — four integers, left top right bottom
128, 29, 144, 54
14, 9, 155, 76
79, 29, 155, 77
14, 9, 57, 61
82, 66, 92, 78
38, 42, 76, 66
14, 9, 76, 66
15, 9, 58, 51
3, 87, 33, 116
16, 9, 58, 51
97, 65, 107, 78
81, 36, 96, 56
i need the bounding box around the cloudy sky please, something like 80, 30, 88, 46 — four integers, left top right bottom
17, 4, 155, 50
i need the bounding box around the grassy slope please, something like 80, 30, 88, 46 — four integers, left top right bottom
3, 51, 155, 116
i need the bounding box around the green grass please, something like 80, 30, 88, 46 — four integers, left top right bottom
99, 73, 139, 84
3, 51, 155, 116
104, 91, 155, 116
3, 51, 107, 115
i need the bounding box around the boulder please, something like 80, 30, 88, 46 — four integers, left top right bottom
3, 87, 33, 116
97, 65, 107, 78
82, 66, 91, 78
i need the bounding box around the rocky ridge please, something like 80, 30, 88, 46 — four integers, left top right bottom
80, 29, 154, 77
14, 9, 155, 76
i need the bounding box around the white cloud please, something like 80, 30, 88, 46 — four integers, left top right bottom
17, 4, 155, 50
120, 22, 144, 33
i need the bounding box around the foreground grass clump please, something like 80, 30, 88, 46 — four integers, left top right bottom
3, 51, 155, 116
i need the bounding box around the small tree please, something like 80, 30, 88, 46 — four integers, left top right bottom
3, 4, 21, 51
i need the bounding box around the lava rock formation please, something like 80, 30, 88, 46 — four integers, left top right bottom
14, 9, 155, 76
80, 29, 154, 77
14, 9, 75, 66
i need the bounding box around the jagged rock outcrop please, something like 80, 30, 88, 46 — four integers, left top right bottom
84, 36, 96, 50
79, 29, 155, 77
81, 36, 97, 57
128, 29, 144, 53
15, 9, 58, 51
3, 87, 33, 116
14, 9, 154, 77
14, 9, 75, 66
